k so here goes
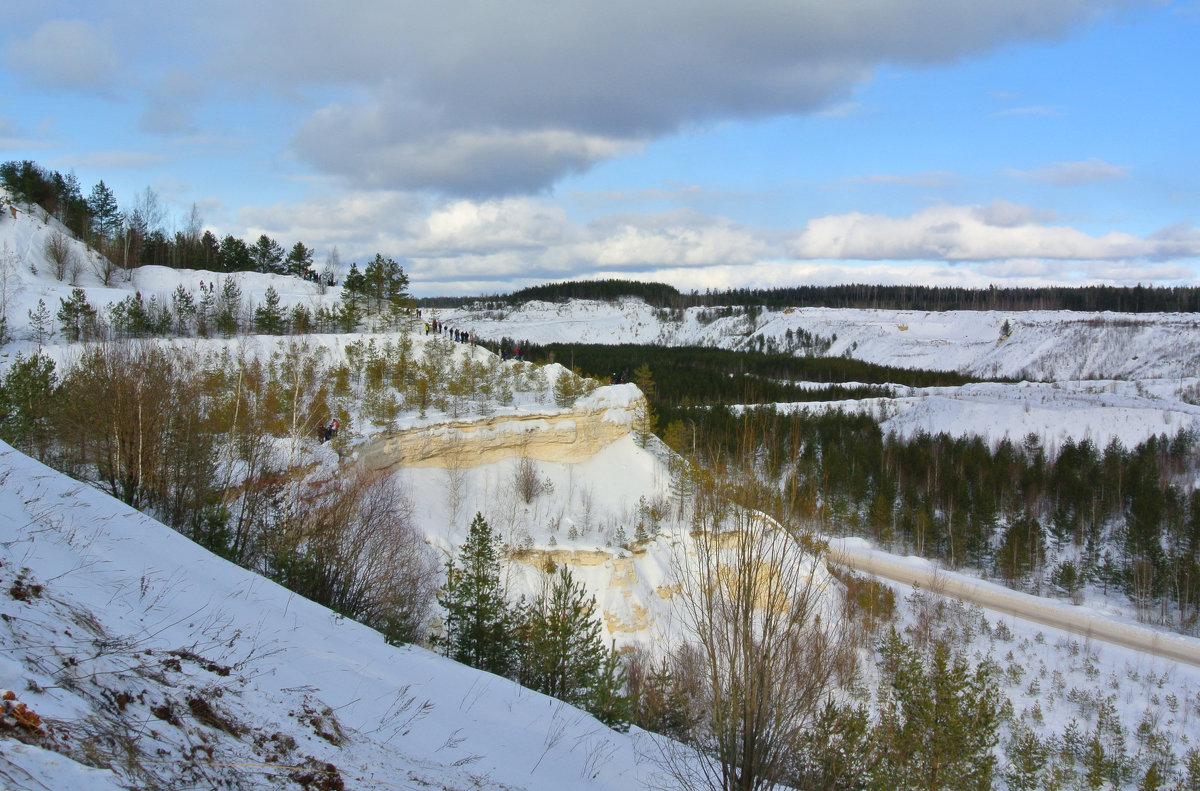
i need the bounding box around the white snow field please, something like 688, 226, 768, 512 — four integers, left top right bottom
6, 189, 1200, 788
0, 441, 672, 790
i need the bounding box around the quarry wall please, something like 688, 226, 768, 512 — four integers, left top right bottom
358, 394, 642, 471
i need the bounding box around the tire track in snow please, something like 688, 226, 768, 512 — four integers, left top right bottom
828, 542, 1200, 668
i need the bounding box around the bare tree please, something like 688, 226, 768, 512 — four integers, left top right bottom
514, 452, 542, 504
662, 479, 850, 791
269, 467, 439, 643
44, 229, 77, 282
443, 440, 469, 526
0, 242, 21, 341
132, 186, 166, 237
276, 339, 331, 472
120, 186, 164, 273
89, 248, 121, 286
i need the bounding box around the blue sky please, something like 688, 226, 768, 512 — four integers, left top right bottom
1, 0, 1197, 296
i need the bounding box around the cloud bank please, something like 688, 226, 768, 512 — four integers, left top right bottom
13, 0, 1132, 196
238, 195, 1199, 294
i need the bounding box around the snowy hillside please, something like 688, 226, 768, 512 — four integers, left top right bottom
439, 299, 1200, 381
7, 189, 1200, 788
438, 299, 1200, 449
0, 441, 672, 790
6, 189, 1199, 454
769, 378, 1200, 452
0, 189, 343, 352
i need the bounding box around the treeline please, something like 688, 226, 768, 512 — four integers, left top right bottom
418, 278, 684, 308
519, 343, 983, 405
2, 159, 329, 277
39, 255, 412, 345
694, 283, 1200, 313
427, 276, 1200, 313
662, 405, 1200, 630
0, 337, 589, 630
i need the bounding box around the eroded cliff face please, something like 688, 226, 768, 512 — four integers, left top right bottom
352, 384, 833, 646
358, 390, 644, 472
510, 546, 668, 635
507, 528, 834, 643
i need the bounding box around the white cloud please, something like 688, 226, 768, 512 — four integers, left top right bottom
293, 105, 640, 195
139, 70, 207, 135
1009, 158, 1131, 185
976, 199, 1061, 228
786, 202, 1195, 262
63, 151, 170, 169
195, 0, 1133, 194
0, 115, 55, 149
4, 19, 119, 93
230, 190, 1200, 294
845, 171, 962, 188
990, 105, 1064, 118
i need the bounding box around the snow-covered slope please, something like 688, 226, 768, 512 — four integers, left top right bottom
0, 189, 341, 354
770, 378, 1200, 452
7, 194, 1200, 787
440, 299, 1200, 382
439, 299, 1200, 449
0, 441, 667, 790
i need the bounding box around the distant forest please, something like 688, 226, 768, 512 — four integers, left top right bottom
420, 278, 1200, 313
514, 342, 985, 405
8, 157, 1197, 314
667, 404, 1200, 631
493, 339, 1200, 631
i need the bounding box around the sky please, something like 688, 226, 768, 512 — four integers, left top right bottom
1, 0, 1198, 297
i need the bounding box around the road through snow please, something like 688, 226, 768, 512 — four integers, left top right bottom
828, 540, 1200, 669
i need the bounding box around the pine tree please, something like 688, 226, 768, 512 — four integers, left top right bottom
217, 234, 251, 272
518, 566, 606, 707
284, 241, 315, 277
875, 630, 1001, 791
588, 646, 632, 731
215, 278, 243, 336
632, 363, 657, 447
27, 299, 53, 345
249, 234, 285, 274
57, 288, 97, 342
86, 180, 121, 242
362, 253, 410, 319
439, 512, 515, 675
253, 285, 287, 334
108, 292, 150, 337
343, 262, 366, 301
337, 263, 366, 331
1004, 725, 1048, 791
553, 367, 581, 408
196, 285, 214, 337
0, 352, 57, 455
171, 285, 196, 335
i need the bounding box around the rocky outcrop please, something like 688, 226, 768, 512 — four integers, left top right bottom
512, 547, 660, 635
358, 387, 643, 471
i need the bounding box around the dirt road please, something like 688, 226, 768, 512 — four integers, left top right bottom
827, 540, 1200, 668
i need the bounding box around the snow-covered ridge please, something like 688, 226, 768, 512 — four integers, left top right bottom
438, 298, 1200, 450
440, 298, 1200, 381
0, 440, 661, 789
359, 383, 643, 471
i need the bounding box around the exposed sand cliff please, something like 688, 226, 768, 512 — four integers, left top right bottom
359, 386, 643, 471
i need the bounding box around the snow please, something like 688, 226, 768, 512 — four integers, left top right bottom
765, 379, 1200, 451
0, 441, 669, 789
0, 741, 124, 791
441, 298, 1200, 450
6, 190, 1200, 787
442, 300, 1200, 382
